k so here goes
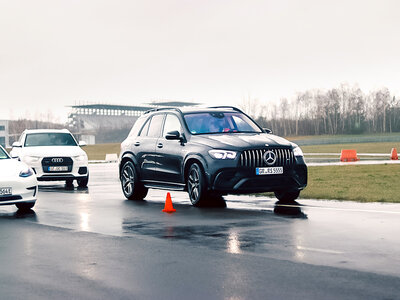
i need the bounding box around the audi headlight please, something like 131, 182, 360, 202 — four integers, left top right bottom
293, 146, 304, 157
208, 150, 237, 160
19, 167, 33, 177
74, 154, 87, 161
24, 156, 40, 163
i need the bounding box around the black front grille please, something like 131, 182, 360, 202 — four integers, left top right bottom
239, 148, 295, 168
42, 157, 73, 173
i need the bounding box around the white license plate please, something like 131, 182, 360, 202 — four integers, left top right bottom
256, 167, 283, 175
0, 187, 12, 196
48, 166, 69, 172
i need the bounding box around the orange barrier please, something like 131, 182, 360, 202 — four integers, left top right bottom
391, 148, 398, 160
162, 192, 176, 213
340, 149, 359, 162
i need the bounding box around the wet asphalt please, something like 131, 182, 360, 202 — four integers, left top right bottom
0, 163, 400, 299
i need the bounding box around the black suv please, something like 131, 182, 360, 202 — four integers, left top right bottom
119, 106, 307, 206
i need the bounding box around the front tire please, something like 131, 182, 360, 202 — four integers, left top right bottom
274, 190, 300, 203
187, 163, 208, 207
16, 202, 35, 211
77, 172, 89, 188
120, 161, 148, 200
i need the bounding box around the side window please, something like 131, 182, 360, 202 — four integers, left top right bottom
163, 114, 182, 137
139, 119, 151, 137
128, 117, 147, 137
147, 114, 165, 138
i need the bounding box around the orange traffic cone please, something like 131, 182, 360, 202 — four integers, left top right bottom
391, 148, 398, 160
162, 192, 176, 213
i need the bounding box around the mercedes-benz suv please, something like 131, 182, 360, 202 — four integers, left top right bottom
10, 129, 89, 187
119, 106, 307, 206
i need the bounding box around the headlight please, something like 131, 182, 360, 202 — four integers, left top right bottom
74, 154, 87, 161
293, 146, 304, 157
24, 156, 40, 163
208, 150, 237, 160
19, 167, 33, 177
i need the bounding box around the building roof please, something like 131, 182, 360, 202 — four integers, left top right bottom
70, 104, 153, 111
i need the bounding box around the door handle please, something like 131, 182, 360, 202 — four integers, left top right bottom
157, 143, 163, 148
134, 142, 140, 146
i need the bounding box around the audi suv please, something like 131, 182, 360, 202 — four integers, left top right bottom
119, 106, 307, 206
10, 129, 89, 187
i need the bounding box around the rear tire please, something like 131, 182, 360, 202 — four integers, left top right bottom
274, 190, 300, 203
77, 172, 89, 188
16, 202, 35, 211
120, 161, 148, 200
187, 163, 208, 207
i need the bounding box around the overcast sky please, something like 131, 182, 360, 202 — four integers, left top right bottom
1, 0, 400, 122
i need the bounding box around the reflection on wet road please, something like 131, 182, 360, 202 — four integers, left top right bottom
1, 162, 400, 277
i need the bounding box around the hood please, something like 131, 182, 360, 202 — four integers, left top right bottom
191, 133, 293, 149
0, 159, 30, 178
20, 146, 86, 157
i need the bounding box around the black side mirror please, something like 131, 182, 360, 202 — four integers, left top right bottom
263, 128, 273, 134
165, 130, 181, 140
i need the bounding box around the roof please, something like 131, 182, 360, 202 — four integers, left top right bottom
145, 106, 244, 114
23, 129, 71, 134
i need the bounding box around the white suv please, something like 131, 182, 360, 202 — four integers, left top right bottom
10, 129, 89, 187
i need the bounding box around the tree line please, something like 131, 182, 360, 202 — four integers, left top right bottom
241, 84, 400, 136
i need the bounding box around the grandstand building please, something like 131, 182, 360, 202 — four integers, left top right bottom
68, 101, 200, 144
0, 120, 9, 148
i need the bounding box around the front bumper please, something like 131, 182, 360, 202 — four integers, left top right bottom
208, 159, 307, 194
27, 158, 88, 182
0, 177, 37, 206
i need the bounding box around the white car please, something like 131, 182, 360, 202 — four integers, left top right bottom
0, 145, 37, 210
10, 129, 89, 187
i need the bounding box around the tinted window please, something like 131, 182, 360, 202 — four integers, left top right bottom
128, 117, 147, 137
139, 119, 151, 137
163, 114, 182, 137
147, 114, 165, 138
184, 112, 262, 134
24, 133, 78, 147
0, 125, 5, 131
0, 146, 9, 159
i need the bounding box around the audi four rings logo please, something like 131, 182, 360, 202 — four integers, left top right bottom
51, 158, 64, 163
263, 150, 276, 165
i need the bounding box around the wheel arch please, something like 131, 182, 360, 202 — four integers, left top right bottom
183, 155, 209, 191
119, 152, 139, 178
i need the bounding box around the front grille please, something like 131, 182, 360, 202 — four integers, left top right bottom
0, 195, 22, 202
42, 157, 73, 173
239, 148, 295, 168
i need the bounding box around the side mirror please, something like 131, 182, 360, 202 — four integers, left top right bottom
165, 130, 181, 140
78, 141, 87, 147
263, 128, 273, 134
12, 141, 22, 148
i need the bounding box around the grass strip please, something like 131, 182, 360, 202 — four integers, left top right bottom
300, 164, 400, 203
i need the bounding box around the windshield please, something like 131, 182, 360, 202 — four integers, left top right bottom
0, 146, 9, 159
24, 133, 78, 147
184, 112, 262, 134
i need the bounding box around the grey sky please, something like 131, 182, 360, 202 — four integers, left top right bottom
1, 0, 399, 122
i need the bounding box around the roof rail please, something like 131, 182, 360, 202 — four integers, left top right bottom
207, 106, 243, 113
144, 107, 183, 114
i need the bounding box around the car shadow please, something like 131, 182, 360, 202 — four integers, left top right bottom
273, 201, 308, 219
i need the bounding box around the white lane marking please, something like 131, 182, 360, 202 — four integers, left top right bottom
275, 203, 400, 215
296, 246, 344, 254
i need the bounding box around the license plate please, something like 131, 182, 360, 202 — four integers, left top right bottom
48, 166, 69, 172
256, 167, 283, 175
0, 187, 12, 196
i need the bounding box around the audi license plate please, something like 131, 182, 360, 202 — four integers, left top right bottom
48, 166, 68, 172
0, 187, 12, 196
256, 167, 283, 175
